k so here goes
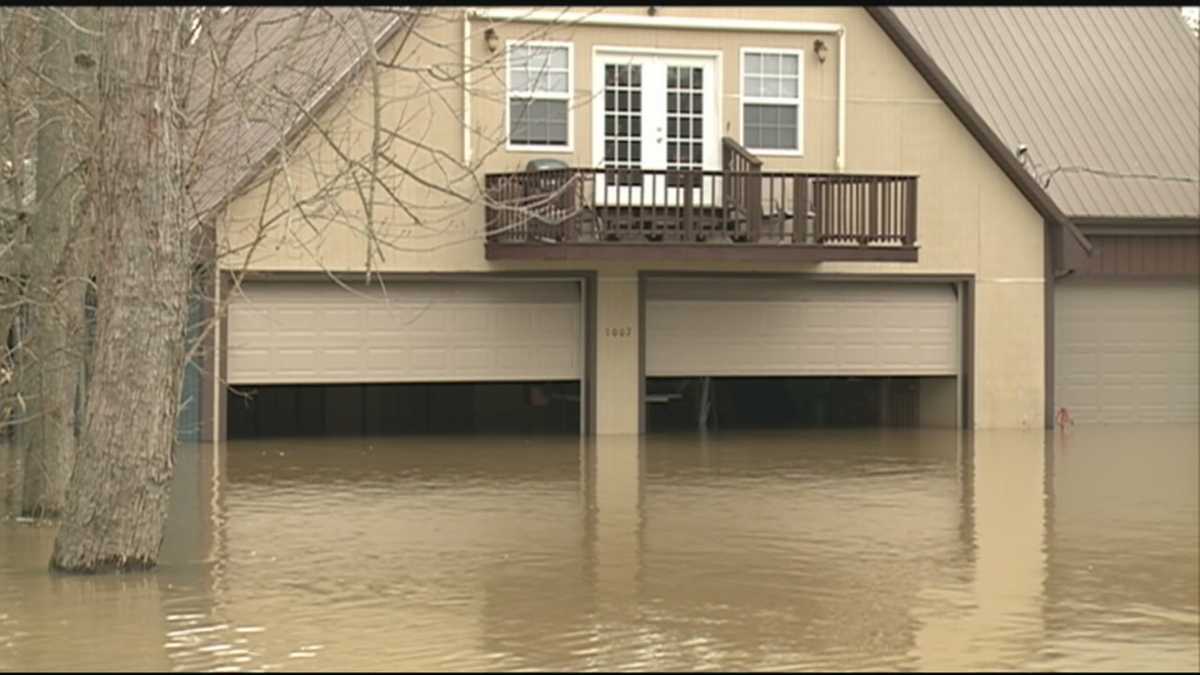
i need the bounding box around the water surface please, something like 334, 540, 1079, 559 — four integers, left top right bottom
1, 426, 1197, 671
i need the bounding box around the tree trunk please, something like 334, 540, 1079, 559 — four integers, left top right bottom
51, 7, 191, 573
20, 7, 85, 519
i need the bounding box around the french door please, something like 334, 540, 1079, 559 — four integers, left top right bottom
592, 52, 718, 207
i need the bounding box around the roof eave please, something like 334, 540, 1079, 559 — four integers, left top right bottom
207, 10, 415, 223
1071, 215, 1200, 230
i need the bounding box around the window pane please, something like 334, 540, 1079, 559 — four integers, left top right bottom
764, 54, 780, 75
546, 122, 568, 145
547, 46, 568, 69
509, 46, 530, 70
545, 72, 568, 93
545, 100, 568, 122
763, 77, 780, 97
746, 52, 763, 75
781, 54, 799, 75
744, 126, 761, 149
510, 100, 531, 142
743, 103, 798, 150
510, 71, 529, 92
745, 75, 763, 97
779, 121, 797, 149
509, 99, 568, 146
781, 77, 799, 99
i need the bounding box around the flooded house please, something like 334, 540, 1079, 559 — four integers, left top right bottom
180, 6, 1198, 441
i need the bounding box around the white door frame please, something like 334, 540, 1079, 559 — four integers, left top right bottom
591, 46, 723, 207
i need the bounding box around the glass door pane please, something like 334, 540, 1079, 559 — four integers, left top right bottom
660, 62, 713, 208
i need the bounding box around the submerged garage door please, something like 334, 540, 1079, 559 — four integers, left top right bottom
1055, 279, 1199, 424
647, 278, 959, 377
227, 280, 581, 384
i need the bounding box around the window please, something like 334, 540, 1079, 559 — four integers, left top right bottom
507, 42, 572, 150
741, 49, 803, 154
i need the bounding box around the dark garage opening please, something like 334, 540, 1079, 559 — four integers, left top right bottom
228, 381, 581, 439
645, 376, 957, 432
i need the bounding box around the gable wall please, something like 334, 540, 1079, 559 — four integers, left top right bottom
218, 7, 1047, 427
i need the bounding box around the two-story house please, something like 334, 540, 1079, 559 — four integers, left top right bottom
183, 6, 1196, 441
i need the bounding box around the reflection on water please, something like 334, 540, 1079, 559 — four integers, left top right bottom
1, 426, 1196, 671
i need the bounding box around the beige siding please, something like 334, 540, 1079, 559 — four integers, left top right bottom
595, 271, 641, 434
227, 280, 582, 384
1055, 279, 1200, 425
218, 7, 1049, 429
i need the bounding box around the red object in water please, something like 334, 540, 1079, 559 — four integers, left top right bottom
1055, 407, 1074, 430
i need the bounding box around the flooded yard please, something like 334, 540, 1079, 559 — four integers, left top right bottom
1, 425, 1197, 671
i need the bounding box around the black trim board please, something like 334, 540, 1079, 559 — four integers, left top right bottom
1044, 223, 1055, 430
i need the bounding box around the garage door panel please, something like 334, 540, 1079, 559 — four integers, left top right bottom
228, 281, 581, 384
647, 279, 958, 377
1055, 279, 1199, 425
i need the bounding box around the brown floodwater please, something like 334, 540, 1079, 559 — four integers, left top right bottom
1, 425, 1197, 671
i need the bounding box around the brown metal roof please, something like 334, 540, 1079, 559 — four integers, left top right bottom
184, 8, 408, 220
893, 6, 1200, 221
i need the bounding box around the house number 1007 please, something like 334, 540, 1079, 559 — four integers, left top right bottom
605, 327, 632, 338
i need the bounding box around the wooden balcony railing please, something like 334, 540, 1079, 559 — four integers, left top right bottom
484, 137, 918, 258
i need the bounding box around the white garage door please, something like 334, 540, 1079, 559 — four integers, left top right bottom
1055, 279, 1199, 425
647, 278, 959, 377
227, 280, 581, 384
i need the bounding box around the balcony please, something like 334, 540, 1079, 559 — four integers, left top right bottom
484, 138, 919, 263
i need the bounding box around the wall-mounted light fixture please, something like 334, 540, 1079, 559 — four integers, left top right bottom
484, 27, 499, 53
813, 38, 828, 64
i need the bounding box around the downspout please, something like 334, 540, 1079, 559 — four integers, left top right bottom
836, 26, 846, 172
463, 9, 473, 166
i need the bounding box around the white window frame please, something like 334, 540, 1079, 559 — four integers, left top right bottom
505, 40, 574, 153
739, 47, 805, 157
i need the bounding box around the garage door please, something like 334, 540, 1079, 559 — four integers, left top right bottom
227, 280, 581, 384
1055, 279, 1199, 425
646, 278, 959, 377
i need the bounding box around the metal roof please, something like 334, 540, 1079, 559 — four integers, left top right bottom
185, 8, 408, 220
894, 6, 1200, 221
